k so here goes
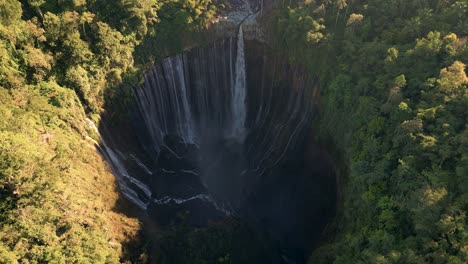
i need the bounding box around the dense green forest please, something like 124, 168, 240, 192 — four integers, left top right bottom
0, 0, 467, 263
0, 0, 216, 263
269, 0, 468, 263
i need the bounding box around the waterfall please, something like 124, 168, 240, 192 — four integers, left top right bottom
230, 25, 247, 141
112, 37, 316, 218
85, 119, 151, 210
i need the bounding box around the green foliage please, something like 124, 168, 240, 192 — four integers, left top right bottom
0, 1, 22, 25
0, 0, 216, 262
155, 221, 271, 264
0, 83, 142, 263
4, 0, 466, 263
270, 0, 468, 263
437, 60, 468, 96
275, 5, 327, 51
133, 0, 217, 63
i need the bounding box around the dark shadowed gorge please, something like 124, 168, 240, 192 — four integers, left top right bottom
101, 37, 337, 263
0, 0, 467, 263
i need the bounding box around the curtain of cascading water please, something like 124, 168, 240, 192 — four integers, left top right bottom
97, 8, 335, 261
109, 32, 316, 218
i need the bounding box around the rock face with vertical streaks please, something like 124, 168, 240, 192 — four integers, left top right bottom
103, 37, 336, 262
132, 35, 318, 208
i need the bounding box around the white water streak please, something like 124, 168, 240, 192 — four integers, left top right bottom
129, 154, 153, 175
230, 25, 247, 141
153, 194, 232, 216
85, 119, 151, 210
175, 55, 195, 143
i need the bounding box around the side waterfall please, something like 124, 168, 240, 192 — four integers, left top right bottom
85, 119, 151, 210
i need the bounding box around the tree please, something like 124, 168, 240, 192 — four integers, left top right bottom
334, 0, 347, 26
437, 60, 467, 97
0, 0, 22, 25
27, 0, 46, 19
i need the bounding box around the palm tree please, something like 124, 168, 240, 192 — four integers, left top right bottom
28, 0, 45, 20
335, 0, 348, 27
336, 0, 348, 10
319, 0, 332, 15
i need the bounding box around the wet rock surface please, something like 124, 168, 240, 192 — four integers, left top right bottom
105, 37, 337, 263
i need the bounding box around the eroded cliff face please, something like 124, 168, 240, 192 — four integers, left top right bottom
97, 1, 338, 259
99, 35, 337, 262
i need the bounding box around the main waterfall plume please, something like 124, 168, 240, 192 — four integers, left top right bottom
230, 25, 247, 141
